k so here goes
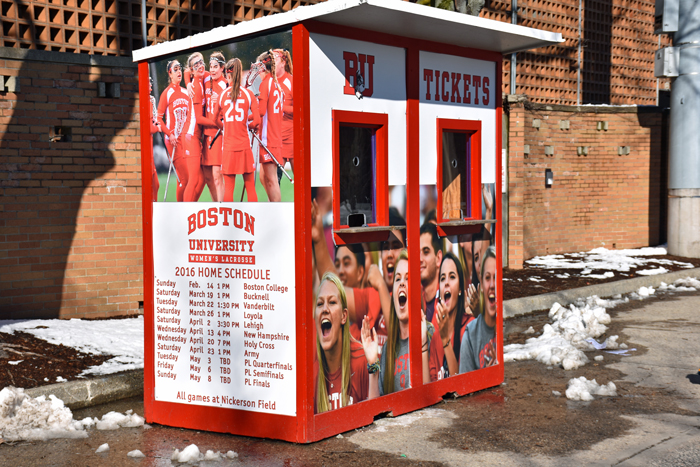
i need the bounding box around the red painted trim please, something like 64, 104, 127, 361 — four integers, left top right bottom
405, 46, 423, 393
331, 110, 389, 244
138, 61, 156, 423
495, 58, 504, 377
147, 403, 299, 441
435, 118, 482, 228
304, 19, 502, 62
292, 22, 313, 443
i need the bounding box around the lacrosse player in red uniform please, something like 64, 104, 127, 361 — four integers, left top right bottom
157, 60, 195, 202
214, 58, 260, 202
274, 49, 294, 173
256, 50, 284, 202
200, 51, 228, 202
149, 77, 160, 202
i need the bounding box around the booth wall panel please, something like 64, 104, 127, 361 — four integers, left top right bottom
308, 33, 407, 188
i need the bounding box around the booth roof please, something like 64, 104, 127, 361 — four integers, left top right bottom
132, 0, 563, 62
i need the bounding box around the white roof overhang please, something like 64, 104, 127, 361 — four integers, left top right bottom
132, 0, 563, 62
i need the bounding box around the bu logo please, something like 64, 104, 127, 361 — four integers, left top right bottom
343, 52, 374, 99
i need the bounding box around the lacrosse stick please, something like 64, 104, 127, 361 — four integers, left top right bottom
159, 132, 182, 201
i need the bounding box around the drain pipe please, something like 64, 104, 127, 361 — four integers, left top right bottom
577, 0, 582, 105
510, 0, 517, 93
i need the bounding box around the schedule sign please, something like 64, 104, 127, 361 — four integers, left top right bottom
152, 203, 296, 416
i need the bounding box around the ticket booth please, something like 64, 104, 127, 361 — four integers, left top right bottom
135, 0, 560, 443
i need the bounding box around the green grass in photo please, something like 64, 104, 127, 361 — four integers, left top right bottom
156, 168, 294, 203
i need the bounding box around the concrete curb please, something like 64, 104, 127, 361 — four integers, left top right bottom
504, 267, 700, 318
25, 370, 143, 410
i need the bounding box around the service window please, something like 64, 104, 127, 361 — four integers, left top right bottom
436, 119, 481, 223
332, 110, 388, 230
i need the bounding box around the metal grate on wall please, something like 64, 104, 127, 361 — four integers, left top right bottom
482, 0, 671, 105
0, 0, 320, 56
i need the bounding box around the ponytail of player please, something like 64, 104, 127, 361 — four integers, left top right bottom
225, 58, 242, 103
256, 50, 278, 86
315, 272, 352, 414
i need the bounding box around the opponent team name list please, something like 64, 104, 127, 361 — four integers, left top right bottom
152, 203, 297, 416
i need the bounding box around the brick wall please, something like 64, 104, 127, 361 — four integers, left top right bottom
506, 96, 667, 268
0, 48, 142, 319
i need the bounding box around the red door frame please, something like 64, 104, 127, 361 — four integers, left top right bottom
138, 18, 504, 444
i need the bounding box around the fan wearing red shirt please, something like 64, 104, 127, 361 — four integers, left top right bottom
199, 51, 228, 202
273, 49, 294, 172
256, 50, 283, 202
157, 60, 196, 202
148, 77, 160, 202
214, 58, 260, 203
314, 273, 369, 413
429, 252, 474, 381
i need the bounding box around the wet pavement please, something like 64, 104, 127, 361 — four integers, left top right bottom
2, 290, 700, 467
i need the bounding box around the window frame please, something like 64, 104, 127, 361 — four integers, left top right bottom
436, 118, 482, 226
331, 110, 389, 233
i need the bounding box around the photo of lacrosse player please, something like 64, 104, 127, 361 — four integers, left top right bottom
150, 31, 294, 203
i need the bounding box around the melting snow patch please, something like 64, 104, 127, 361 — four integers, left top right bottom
127, 450, 145, 458
0, 317, 144, 376
95, 410, 145, 430
0, 387, 145, 442
0, 387, 90, 441
528, 277, 546, 282
171, 444, 229, 463
55, 376, 67, 383
566, 377, 617, 401
594, 355, 604, 362
587, 271, 615, 279
8, 360, 22, 365
504, 297, 620, 370
637, 267, 668, 276
372, 408, 456, 432
95, 443, 109, 453
552, 391, 561, 397
525, 245, 694, 274
637, 286, 655, 297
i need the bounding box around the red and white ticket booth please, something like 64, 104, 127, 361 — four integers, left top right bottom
134, 0, 560, 443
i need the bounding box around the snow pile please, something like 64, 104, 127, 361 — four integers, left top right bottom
0, 387, 91, 441
659, 277, 700, 293
127, 450, 146, 458
566, 376, 617, 401
0, 387, 145, 442
526, 245, 694, 278
171, 444, 237, 463
0, 316, 144, 375
504, 296, 625, 370
95, 410, 145, 430
95, 443, 110, 453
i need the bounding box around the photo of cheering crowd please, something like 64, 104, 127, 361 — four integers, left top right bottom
310, 183, 498, 413
147, 32, 294, 203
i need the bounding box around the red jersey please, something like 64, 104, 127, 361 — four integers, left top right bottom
313, 341, 369, 413
429, 312, 473, 382
157, 83, 195, 150
278, 74, 293, 141
258, 74, 284, 148
204, 74, 228, 137
218, 86, 260, 153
